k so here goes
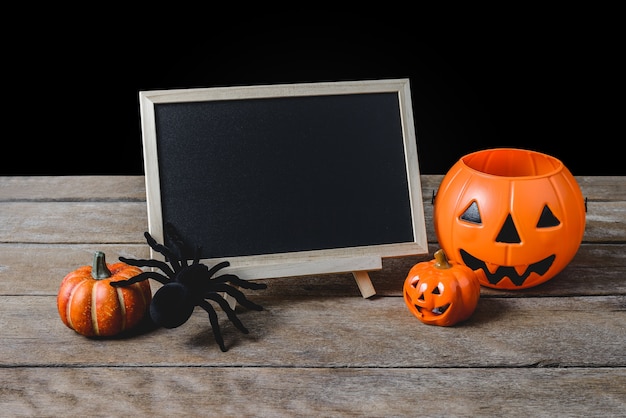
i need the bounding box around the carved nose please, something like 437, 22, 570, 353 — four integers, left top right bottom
496, 214, 521, 243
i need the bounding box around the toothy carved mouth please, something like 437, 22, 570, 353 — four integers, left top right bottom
460, 249, 555, 286
415, 303, 451, 315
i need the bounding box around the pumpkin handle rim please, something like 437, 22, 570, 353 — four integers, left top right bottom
92, 251, 112, 279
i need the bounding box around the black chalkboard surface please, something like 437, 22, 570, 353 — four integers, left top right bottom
140, 79, 427, 297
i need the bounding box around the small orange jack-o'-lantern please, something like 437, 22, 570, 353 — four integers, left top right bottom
434, 148, 586, 290
403, 249, 480, 326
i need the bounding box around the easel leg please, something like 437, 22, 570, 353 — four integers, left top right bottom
352, 271, 376, 298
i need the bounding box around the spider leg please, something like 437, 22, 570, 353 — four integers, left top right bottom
202, 295, 249, 335
211, 273, 268, 290
206, 261, 231, 279
207, 284, 265, 311
110, 271, 171, 287
144, 231, 183, 272
164, 222, 195, 268
119, 256, 176, 278
198, 299, 227, 352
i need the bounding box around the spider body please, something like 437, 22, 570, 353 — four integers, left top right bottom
110, 224, 267, 351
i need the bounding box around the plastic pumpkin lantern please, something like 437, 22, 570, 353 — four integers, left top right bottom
434, 148, 586, 290
403, 249, 480, 326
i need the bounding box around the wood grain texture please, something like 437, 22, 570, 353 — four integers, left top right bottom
1, 200, 622, 247
2, 367, 624, 417
0, 175, 147, 202
1, 243, 624, 297
2, 175, 624, 202
2, 295, 624, 367
0, 175, 624, 417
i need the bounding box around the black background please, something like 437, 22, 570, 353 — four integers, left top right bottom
6, 17, 621, 176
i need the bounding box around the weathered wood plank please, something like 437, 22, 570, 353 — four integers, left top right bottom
584, 201, 626, 242
1, 367, 624, 417
0, 244, 150, 295
575, 175, 626, 201
2, 175, 624, 202
0, 201, 148, 243
0, 176, 624, 417
2, 295, 624, 367
0, 200, 622, 245
0, 175, 146, 202
1, 176, 623, 245
2, 243, 624, 297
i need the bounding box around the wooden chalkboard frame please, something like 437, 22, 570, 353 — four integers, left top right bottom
139, 78, 427, 298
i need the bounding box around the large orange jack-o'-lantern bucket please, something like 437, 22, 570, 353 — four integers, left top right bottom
433, 148, 586, 290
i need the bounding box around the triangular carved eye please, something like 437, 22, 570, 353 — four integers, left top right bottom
432, 286, 441, 295
537, 205, 560, 228
460, 201, 481, 224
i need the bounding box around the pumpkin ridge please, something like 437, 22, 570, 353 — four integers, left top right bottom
66, 278, 90, 333
115, 286, 127, 331
91, 282, 100, 336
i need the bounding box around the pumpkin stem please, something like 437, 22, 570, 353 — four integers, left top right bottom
433, 249, 452, 269
92, 251, 112, 279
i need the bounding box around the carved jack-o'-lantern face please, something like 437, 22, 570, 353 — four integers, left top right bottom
403, 250, 480, 326
434, 148, 586, 290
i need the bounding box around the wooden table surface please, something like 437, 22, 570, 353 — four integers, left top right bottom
1, 175, 624, 417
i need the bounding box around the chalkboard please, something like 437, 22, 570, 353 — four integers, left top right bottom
139, 79, 427, 297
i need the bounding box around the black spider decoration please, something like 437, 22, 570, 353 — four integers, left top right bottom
110, 223, 267, 352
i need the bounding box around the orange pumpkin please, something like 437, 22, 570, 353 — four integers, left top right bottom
434, 148, 586, 289
57, 251, 152, 337
403, 249, 480, 326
